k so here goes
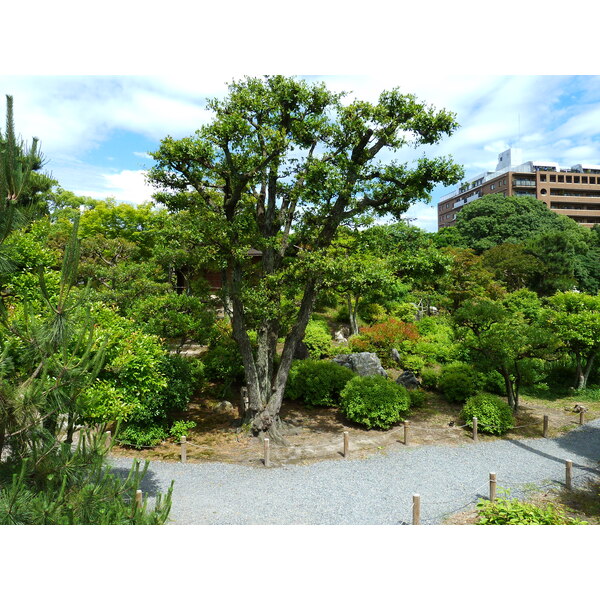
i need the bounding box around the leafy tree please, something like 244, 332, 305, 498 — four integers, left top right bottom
449, 194, 573, 253
544, 291, 600, 390
454, 291, 557, 411
147, 76, 463, 439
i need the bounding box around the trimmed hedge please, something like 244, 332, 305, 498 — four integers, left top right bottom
461, 392, 514, 435
285, 359, 356, 407
340, 375, 410, 430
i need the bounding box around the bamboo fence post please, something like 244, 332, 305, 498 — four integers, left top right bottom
180, 436, 187, 463
264, 438, 270, 467
404, 420, 409, 446
343, 431, 349, 458
472, 417, 478, 442
543, 415, 549, 438
566, 460, 573, 490
412, 494, 421, 525
135, 489, 143, 510
489, 472, 497, 502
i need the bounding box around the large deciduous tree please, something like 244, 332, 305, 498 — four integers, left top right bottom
147, 76, 462, 440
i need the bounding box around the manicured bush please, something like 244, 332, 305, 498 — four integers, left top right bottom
203, 342, 245, 385
340, 376, 410, 430
169, 420, 196, 440
438, 362, 482, 404
476, 495, 587, 525
461, 392, 515, 435
285, 359, 356, 407
303, 320, 333, 359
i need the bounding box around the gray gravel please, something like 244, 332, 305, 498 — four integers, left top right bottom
109, 419, 600, 525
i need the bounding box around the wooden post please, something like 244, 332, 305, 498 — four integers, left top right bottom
180, 436, 187, 463
412, 494, 421, 525
343, 431, 349, 458
135, 489, 143, 510
566, 460, 573, 490
489, 472, 497, 502
543, 415, 549, 438
239, 386, 249, 419
472, 417, 478, 442
264, 438, 270, 467
404, 420, 409, 446
579, 409, 585, 426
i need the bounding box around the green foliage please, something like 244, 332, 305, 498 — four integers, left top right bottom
127, 293, 215, 345
340, 376, 410, 430
203, 342, 245, 386
117, 424, 169, 449
0, 436, 172, 524
461, 393, 515, 435
438, 362, 482, 404
476, 494, 587, 525
169, 420, 196, 440
407, 388, 426, 409
285, 359, 356, 407
303, 319, 333, 359
419, 366, 440, 390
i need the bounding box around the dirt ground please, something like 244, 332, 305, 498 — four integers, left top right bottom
110, 386, 599, 468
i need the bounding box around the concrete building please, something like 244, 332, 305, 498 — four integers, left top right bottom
437, 149, 600, 229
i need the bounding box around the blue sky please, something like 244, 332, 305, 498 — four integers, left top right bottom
2, 74, 600, 232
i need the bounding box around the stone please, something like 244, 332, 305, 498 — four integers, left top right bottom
215, 401, 234, 413
334, 327, 350, 343
396, 370, 420, 390
390, 348, 401, 365
332, 352, 387, 378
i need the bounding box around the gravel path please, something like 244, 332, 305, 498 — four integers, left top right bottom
109, 419, 600, 525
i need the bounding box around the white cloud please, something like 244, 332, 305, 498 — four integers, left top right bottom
74, 169, 153, 206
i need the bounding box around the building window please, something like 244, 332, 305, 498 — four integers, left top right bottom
582, 176, 588, 184
551, 175, 557, 182
574, 176, 580, 183
540, 174, 547, 182
566, 176, 572, 183
591, 177, 596, 184
490, 184, 495, 190
540, 188, 547, 195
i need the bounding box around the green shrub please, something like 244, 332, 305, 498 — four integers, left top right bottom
203, 342, 245, 385
117, 424, 168, 449
408, 389, 426, 409
480, 370, 505, 395
285, 359, 356, 407
169, 420, 196, 439
420, 366, 440, 390
340, 376, 410, 430
303, 320, 333, 359
476, 495, 587, 525
438, 362, 482, 404
461, 392, 515, 435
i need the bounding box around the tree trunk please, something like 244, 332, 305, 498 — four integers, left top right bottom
575, 354, 595, 390
348, 295, 359, 336
500, 369, 516, 410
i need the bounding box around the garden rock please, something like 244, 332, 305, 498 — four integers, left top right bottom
332, 352, 387, 378
216, 401, 234, 413
396, 370, 420, 390
334, 327, 350, 343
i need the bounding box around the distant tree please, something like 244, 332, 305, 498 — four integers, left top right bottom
450, 194, 573, 253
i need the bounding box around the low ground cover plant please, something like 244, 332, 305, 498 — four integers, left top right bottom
476, 494, 587, 525
340, 375, 410, 429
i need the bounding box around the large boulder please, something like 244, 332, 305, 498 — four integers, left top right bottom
332, 352, 387, 378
